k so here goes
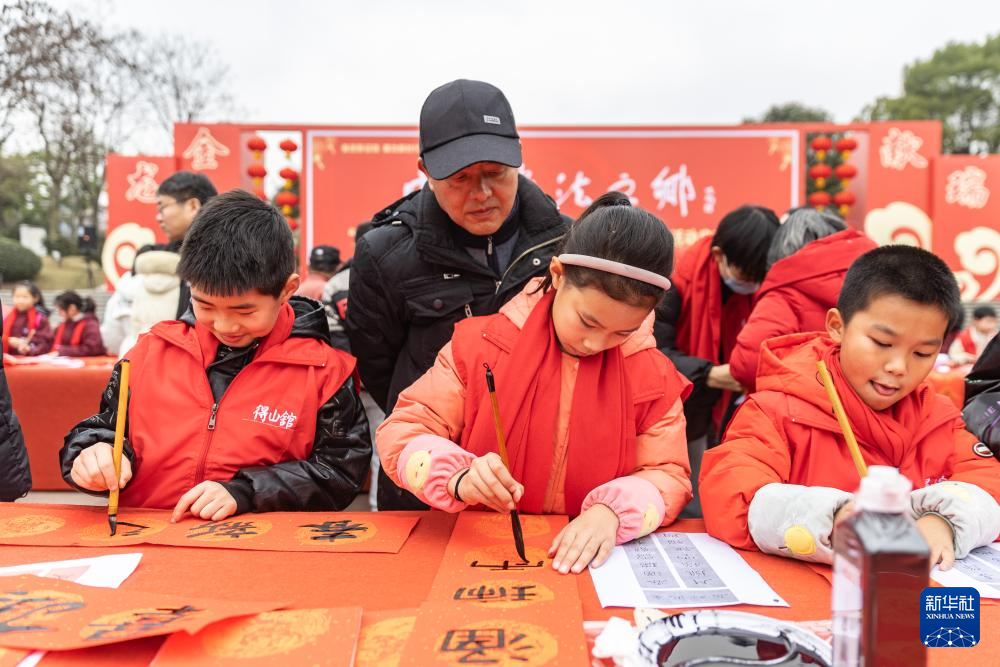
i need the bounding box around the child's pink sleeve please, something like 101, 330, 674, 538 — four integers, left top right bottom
581, 398, 691, 544
582, 477, 666, 544
395, 434, 475, 512
375, 342, 474, 511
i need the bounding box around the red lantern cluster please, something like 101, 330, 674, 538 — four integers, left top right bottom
275, 136, 300, 229
246, 135, 268, 196
808, 133, 857, 216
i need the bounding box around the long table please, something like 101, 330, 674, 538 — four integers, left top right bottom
0, 509, 994, 665
5, 357, 116, 490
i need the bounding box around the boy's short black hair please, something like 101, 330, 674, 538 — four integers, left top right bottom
178, 190, 296, 298
157, 171, 218, 205
711, 205, 780, 283
973, 305, 997, 320
838, 245, 963, 332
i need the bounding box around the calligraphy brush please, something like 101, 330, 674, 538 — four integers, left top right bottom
816, 360, 868, 479
108, 359, 131, 536
483, 363, 528, 563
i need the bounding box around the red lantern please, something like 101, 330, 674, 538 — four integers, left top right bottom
836, 137, 858, 160
833, 191, 856, 217
811, 136, 832, 161
253, 188, 267, 200
279, 167, 300, 190
247, 135, 267, 160
808, 191, 831, 210
287, 217, 298, 231
276, 190, 299, 216
279, 139, 298, 159
808, 163, 833, 190
835, 163, 858, 186
247, 163, 267, 189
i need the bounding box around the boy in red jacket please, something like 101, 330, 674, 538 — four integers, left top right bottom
60, 191, 371, 520
701, 245, 1000, 570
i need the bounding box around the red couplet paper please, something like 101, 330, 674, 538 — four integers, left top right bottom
150, 607, 362, 667
0, 575, 284, 650
355, 609, 418, 667
399, 601, 590, 667
0, 505, 418, 553
398, 512, 590, 666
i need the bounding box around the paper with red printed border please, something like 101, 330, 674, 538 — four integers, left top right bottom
0, 575, 284, 650
0, 504, 417, 553
150, 607, 362, 667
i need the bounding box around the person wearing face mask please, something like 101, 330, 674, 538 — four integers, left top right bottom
654, 205, 779, 516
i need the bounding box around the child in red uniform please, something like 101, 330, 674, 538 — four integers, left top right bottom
701, 246, 1000, 570
2, 281, 53, 356
378, 193, 692, 574
60, 190, 371, 519
52, 291, 105, 356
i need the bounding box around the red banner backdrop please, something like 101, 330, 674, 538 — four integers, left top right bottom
104, 154, 177, 288
932, 155, 1000, 301
108, 120, 996, 298
305, 127, 800, 259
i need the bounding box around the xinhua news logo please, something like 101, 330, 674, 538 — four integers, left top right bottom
920, 587, 980, 648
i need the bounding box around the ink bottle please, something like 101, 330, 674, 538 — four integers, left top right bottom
832, 466, 929, 666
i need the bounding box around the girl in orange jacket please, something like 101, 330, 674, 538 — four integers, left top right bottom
377, 193, 693, 575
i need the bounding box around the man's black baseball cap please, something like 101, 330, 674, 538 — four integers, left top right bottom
309, 245, 340, 271
419, 79, 522, 180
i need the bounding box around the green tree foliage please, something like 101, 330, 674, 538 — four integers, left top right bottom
0, 152, 46, 238
743, 102, 833, 124
0, 237, 42, 281
862, 34, 1000, 154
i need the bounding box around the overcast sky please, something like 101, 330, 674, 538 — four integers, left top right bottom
49, 0, 1000, 134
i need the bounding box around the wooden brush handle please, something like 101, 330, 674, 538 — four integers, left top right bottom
108, 359, 131, 515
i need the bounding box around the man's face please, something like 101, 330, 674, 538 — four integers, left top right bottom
826, 294, 947, 411
189, 277, 298, 348
156, 195, 200, 243
420, 160, 518, 236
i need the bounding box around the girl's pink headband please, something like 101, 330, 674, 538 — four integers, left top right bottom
558, 254, 671, 291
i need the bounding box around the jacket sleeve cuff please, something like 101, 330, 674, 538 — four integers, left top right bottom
395, 434, 475, 512
581, 477, 666, 545
747, 483, 852, 564
910, 481, 1000, 558
220, 477, 254, 515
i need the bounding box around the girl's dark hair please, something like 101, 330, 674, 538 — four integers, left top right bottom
12, 281, 45, 309
711, 205, 780, 283
541, 191, 674, 306
54, 290, 96, 315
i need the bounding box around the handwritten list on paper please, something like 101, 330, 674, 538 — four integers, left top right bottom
591, 532, 787, 609
933, 543, 1000, 598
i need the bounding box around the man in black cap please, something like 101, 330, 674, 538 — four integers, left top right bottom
297, 245, 342, 301
346, 79, 569, 510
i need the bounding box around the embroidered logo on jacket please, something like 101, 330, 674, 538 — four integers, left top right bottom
973, 442, 994, 459
251, 405, 298, 430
